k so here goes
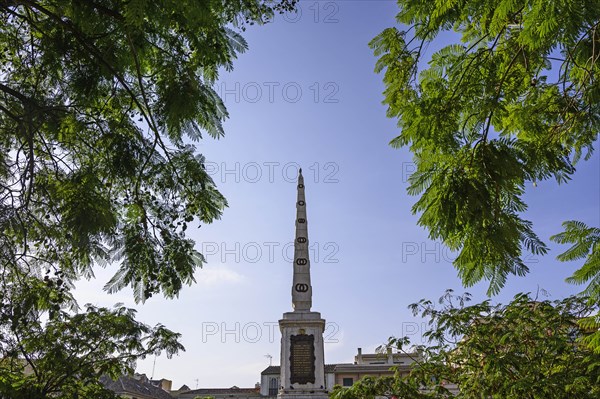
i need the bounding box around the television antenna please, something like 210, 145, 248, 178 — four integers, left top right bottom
264, 354, 273, 366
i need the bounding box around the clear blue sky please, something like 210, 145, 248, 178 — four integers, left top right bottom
75, 0, 599, 389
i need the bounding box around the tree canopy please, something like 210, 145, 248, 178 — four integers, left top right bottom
0, 0, 296, 397
1, 283, 182, 398
331, 290, 600, 399
1, 0, 295, 304
370, 0, 599, 295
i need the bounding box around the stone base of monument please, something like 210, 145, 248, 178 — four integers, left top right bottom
278, 391, 329, 399
278, 311, 328, 399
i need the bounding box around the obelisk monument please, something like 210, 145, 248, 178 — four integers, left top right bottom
278, 169, 328, 399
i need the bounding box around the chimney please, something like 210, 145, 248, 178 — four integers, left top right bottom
387, 347, 393, 364
356, 348, 363, 364
161, 379, 172, 392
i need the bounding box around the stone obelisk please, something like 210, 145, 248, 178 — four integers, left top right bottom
278, 169, 328, 399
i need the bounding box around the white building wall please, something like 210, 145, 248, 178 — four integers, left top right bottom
325, 372, 335, 391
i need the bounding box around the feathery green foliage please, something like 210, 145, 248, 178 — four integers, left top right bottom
331, 290, 600, 399
1, 0, 295, 304
0, 274, 183, 399
552, 221, 600, 297
371, 0, 599, 295
0, 0, 297, 397
552, 220, 600, 351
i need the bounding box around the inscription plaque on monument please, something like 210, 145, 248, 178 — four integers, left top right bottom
289, 334, 315, 384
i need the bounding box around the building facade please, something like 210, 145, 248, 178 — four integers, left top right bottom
260, 347, 418, 397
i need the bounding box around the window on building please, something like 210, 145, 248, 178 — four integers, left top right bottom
342, 378, 353, 387
269, 377, 278, 396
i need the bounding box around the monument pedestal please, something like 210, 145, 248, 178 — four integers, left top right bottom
278, 311, 328, 399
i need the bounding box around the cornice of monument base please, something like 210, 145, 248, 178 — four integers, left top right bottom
281, 311, 324, 321
279, 314, 325, 329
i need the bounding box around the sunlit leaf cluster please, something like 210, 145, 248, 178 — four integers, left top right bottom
371, 0, 600, 294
